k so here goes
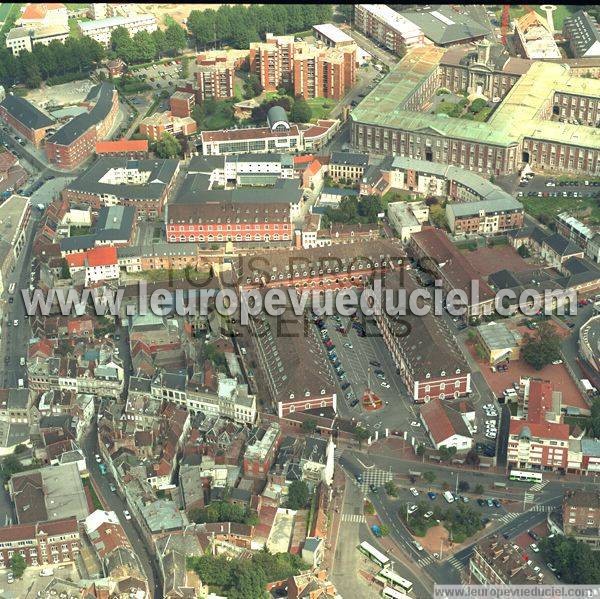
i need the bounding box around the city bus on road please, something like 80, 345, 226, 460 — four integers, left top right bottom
509, 470, 543, 483
382, 586, 411, 598
375, 568, 413, 593
358, 541, 390, 567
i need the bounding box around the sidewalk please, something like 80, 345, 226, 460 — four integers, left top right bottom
323, 465, 347, 573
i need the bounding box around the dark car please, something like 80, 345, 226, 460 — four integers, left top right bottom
374, 368, 384, 375
369, 360, 381, 367
369, 483, 378, 493
492, 499, 501, 508
477, 498, 486, 507
341, 382, 351, 390
350, 399, 359, 407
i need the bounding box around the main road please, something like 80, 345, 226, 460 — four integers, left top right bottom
83, 418, 162, 598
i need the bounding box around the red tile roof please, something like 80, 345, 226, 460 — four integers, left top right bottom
0, 516, 77, 544
66, 252, 86, 268
20, 3, 65, 20
95, 139, 149, 154
293, 155, 314, 166
0, 152, 17, 172
86, 246, 118, 267
420, 398, 471, 445
527, 380, 554, 423
202, 125, 300, 142
509, 419, 569, 441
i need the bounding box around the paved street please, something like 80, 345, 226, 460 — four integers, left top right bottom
83, 418, 161, 598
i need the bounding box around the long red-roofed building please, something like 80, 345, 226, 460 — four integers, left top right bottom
0, 516, 79, 568
507, 379, 569, 471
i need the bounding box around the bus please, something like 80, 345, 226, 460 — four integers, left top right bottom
375, 568, 413, 593
382, 586, 411, 599
358, 541, 390, 567
7, 283, 15, 295
509, 470, 543, 483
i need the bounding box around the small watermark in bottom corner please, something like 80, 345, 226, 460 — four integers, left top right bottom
434, 585, 600, 598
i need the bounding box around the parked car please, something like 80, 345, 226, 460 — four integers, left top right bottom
123, 510, 132, 520
427, 492, 437, 500
410, 488, 419, 496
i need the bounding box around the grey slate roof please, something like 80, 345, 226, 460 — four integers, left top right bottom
0, 94, 55, 130
447, 196, 523, 217
330, 152, 369, 167
564, 10, 600, 57
401, 6, 491, 45
48, 83, 115, 146
544, 233, 583, 256
66, 156, 179, 200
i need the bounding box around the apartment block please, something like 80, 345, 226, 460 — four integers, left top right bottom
139, 111, 197, 142
78, 13, 157, 46
354, 4, 424, 55
169, 91, 195, 119
250, 33, 357, 100
194, 53, 235, 101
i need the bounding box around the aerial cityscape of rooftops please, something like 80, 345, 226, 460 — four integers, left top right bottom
1, 2, 600, 598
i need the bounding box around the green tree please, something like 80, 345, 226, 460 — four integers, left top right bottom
155, 131, 182, 159
416, 444, 426, 456
355, 426, 370, 447
590, 397, 600, 437
517, 244, 531, 258
458, 480, 470, 493
243, 73, 263, 99
132, 30, 157, 63
424, 471, 436, 485
539, 535, 600, 584
522, 320, 561, 370
465, 449, 480, 466
439, 446, 457, 462
379, 524, 389, 536
384, 481, 399, 497
152, 28, 168, 57
229, 561, 267, 599
187, 9, 217, 48
474, 484, 484, 495
291, 96, 312, 123
287, 480, 309, 510
301, 419, 317, 433
10, 554, 26, 578
165, 23, 188, 54
2, 454, 23, 478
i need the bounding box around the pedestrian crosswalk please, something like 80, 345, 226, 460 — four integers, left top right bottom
358, 468, 394, 493
418, 555, 435, 567
497, 512, 520, 524
341, 513, 366, 523
448, 556, 465, 572
529, 481, 549, 493
531, 504, 555, 513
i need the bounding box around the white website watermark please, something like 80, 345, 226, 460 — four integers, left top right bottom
435, 585, 600, 598
19, 279, 577, 325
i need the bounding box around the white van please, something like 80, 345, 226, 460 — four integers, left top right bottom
17, 379, 24, 388
504, 388, 517, 398
443, 491, 455, 503
19, 357, 25, 366
8, 283, 15, 295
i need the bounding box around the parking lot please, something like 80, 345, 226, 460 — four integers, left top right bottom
311, 312, 430, 445
132, 60, 184, 93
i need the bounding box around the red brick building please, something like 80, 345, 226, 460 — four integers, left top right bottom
0, 94, 55, 147
169, 91, 195, 118
45, 82, 119, 169
250, 33, 356, 100
194, 53, 235, 101
243, 422, 281, 476
0, 517, 79, 568
95, 139, 149, 158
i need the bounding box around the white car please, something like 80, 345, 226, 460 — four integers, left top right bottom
551, 359, 563, 365
344, 343, 353, 349
410, 487, 419, 497
95, 454, 101, 463
533, 566, 541, 573
424, 511, 433, 519
413, 541, 424, 551
530, 543, 539, 553
410, 421, 421, 427
380, 382, 391, 389
13, 319, 18, 327
407, 504, 418, 514
123, 510, 132, 520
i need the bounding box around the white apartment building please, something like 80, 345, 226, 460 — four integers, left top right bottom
78, 13, 157, 46
6, 24, 69, 56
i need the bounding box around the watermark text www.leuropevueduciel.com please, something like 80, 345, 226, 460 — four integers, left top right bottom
19, 279, 577, 326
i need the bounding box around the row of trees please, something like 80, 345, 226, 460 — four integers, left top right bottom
109, 24, 187, 65
187, 550, 308, 598
188, 500, 258, 526
540, 535, 600, 584
0, 37, 105, 89
187, 5, 333, 49
322, 195, 384, 228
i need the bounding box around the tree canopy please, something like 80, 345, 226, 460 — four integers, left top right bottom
187, 5, 333, 49
290, 97, 312, 123
188, 500, 257, 526
322, 195, 383, 228
10, 554, 26, 578
540, 535, 600, 584
0, 37, 105, 88
287, 480, 309, 510
522, 320, 561, 370
155, 132, 182, 159
187, 551, 308, 597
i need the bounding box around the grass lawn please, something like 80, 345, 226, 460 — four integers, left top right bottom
64, 3, 90, 10
0, 3, 22, 38
521, 195, 600, 225
306, 97, 335, 122
70, 225, 91, 236
493, 5, 576, 30
68, 17, 81, 38
234, 76, 244, 102
0, 3, 13, 21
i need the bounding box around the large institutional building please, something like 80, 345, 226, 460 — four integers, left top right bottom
351, 41, 600, 176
